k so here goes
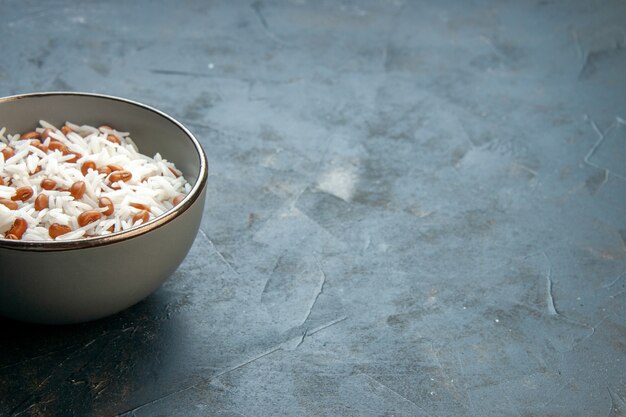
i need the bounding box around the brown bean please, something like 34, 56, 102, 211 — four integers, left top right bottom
40, 178, 57, 190
97, 166, 112, 176
70, 181, 86, 199
106, 134, 121, 144
77, 210, 102, 227
11, 187, 33, 201
35, 143, 48, 153
65, 152, 82, 163
34, 194, 49, 211
0, 198, 18, 210
48, 140, 68, 153
41, 128, 53, 140
1, 147, 14, 160
48, 223, 72, 239
98, 197, 114, 215
30, 165, 42, 175
7, 218, 27, 239
81, 161, 97, 176
132, 210, 150, 225
61, 125, 72, 135
173, 195, 185, 206
0, 177, 3, 185
129, 202, 150, 211
20, 131, 40, 140
108, 170, 132, 183
107, 164, 123, 172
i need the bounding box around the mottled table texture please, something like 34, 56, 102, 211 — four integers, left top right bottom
1, 1, 625, 416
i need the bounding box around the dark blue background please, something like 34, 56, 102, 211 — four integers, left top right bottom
0, 1, 624, 416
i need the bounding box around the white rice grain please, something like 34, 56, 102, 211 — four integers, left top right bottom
0, 121, 190, 241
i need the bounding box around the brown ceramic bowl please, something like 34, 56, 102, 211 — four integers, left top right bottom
0, 92, 208, 324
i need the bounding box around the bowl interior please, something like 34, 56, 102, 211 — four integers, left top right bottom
0, 92, 206, 249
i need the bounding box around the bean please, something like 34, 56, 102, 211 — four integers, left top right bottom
108, 170, 132, 183
12, 187, 33, 201
129, 202, 150, 211
0, 177, 3, 185
40, 178, 57, 190
1, 147, 14, 160
30, 165, 42, 175
77, 210, 102, 227
7, 218, 27, 239
48, 140, 68, 153
0, 198, 18, 210
41, 128, 53, 140
98, 197, 114, 215
65, 152, 82, 163
61, 125, 72, 135
107, 164, 123, 172
97, 166, 112, 176
173, 195, 185, 206
35, 143, 48, 153
20, 131, 40, 140
132, 210, 150, 225
81, 161, 97, 176
34, 194, 49, 211
70, 181, 86, 199
107, 134, 121, 144
48, 223, 72, 239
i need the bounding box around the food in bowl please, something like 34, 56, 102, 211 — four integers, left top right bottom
0, 120, 191, 241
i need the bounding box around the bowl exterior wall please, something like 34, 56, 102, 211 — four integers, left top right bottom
0, 185, 206, 324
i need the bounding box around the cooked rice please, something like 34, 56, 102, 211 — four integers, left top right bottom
0, 121, 191, 241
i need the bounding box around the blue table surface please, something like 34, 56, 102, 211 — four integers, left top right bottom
0, 1, 624, 416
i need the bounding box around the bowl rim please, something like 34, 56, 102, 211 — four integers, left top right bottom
0, 91, 208, 252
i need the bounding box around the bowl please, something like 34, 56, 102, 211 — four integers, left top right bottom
0, 92, 208, 324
